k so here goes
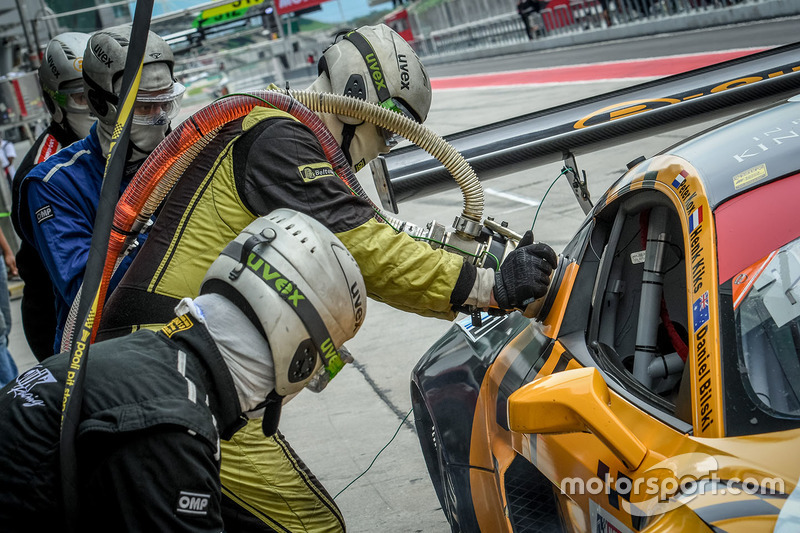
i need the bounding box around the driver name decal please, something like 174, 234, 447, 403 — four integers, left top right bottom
689, 219, 705, 294
660, 162, 721, 436
694, 323, 713, 432
684, 174, 719, 436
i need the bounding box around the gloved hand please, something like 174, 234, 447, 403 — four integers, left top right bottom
493, 231, 558, 311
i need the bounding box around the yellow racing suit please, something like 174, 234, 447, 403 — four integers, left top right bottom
99, 106, 476, 532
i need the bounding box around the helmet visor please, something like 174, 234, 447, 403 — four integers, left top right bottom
49, 85, 91, 114
379, 98, 416, 148
131, 82, 186, 126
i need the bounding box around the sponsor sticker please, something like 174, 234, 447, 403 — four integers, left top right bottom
457, 312, 507, 341
38, 136, 60, 163
7, 365, 57, 407
630, 250, 646, 265
590, 500, 633, 533
162, 315, 194, 338
733, 163, 768, 190
35, 205, 54, 224
175, 490, 211, 516
297, 162, 335, 182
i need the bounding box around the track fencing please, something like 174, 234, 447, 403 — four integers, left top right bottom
409, 0, 790, 58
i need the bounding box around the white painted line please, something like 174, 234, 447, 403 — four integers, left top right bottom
485, 187, 540, 207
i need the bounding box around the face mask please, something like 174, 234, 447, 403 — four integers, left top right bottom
127, 123, 169, 161
176, 295, 277, 414
65, 112, 95, 139
343, 123, 391, 173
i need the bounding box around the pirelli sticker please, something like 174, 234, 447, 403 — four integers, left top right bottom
298, 162, 335, 183
162, 315, 194, 337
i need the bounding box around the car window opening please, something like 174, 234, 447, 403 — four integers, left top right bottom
588, 192, 690, 421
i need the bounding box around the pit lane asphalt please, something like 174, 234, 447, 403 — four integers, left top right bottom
7, 18, 800, 531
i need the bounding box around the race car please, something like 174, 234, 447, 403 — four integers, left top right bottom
406, 58, 800, 532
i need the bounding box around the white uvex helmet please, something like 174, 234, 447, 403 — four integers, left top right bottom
319, 24, 432, 125
314, 24, 432, 170
200, 209, 366, 398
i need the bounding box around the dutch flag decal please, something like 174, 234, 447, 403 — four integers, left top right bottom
688, 206, 703, 233
671, 170, 688, 189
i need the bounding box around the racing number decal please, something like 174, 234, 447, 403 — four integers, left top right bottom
589, 461, 641, 533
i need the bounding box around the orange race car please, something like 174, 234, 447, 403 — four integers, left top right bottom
402, 52, 800, 533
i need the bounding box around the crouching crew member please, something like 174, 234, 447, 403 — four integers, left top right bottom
0, 210, 366, 532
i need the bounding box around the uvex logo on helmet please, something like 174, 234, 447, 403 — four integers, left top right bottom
245, 253, 307, 307
92, 44, 113, 68
365, 53, 387, 91
350, 282, 364, 328
47, 55, 60, 78
398, 54, 410, 90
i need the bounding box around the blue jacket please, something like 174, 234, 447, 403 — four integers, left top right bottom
19, 126, 134, 351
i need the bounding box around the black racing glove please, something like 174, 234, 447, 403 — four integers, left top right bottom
494, 231, 558, 310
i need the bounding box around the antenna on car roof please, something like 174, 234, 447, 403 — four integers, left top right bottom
562, 151, 593, 215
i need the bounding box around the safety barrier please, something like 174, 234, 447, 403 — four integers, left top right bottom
411, 0, 786, 58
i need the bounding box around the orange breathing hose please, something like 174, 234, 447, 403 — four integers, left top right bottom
89, 90, 371, 342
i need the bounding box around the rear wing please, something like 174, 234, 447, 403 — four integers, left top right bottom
371, 41, 800, 210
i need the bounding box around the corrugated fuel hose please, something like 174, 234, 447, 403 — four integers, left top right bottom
61, 90, 483, 349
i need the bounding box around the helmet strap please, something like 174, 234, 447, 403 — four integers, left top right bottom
83, 72, 119, 118
340, 123, 358, 166
343, 30, 392, 105
219, 239, 348, 381
259, 390, 284, 437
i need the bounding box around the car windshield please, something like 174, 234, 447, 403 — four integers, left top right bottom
732, 236, 800, 416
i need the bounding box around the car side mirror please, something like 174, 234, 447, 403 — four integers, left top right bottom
508, 367, 647, 470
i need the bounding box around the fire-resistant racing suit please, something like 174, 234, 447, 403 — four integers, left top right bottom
97, 106, 478, 532
11, 121, 80, 360
17, 125, 138, 353
0, 314, 243, 532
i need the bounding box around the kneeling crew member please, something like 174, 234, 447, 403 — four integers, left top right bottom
0, 210, 366, 532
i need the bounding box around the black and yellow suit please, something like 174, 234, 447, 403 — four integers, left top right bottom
99, 106, 475, 532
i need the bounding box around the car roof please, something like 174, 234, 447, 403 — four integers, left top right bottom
666, 95, 800, 209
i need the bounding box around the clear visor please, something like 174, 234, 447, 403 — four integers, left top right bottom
379, 98, 416, 148
132, 82, 186, 126
52, 85, 91, 114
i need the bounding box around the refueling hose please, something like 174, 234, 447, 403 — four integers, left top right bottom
287, 89, 484, 221
61, 90, 484, 348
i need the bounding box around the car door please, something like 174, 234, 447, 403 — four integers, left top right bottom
511, 158, 722, 532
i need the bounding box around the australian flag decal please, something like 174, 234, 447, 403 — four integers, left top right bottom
693, 291, 710, 331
